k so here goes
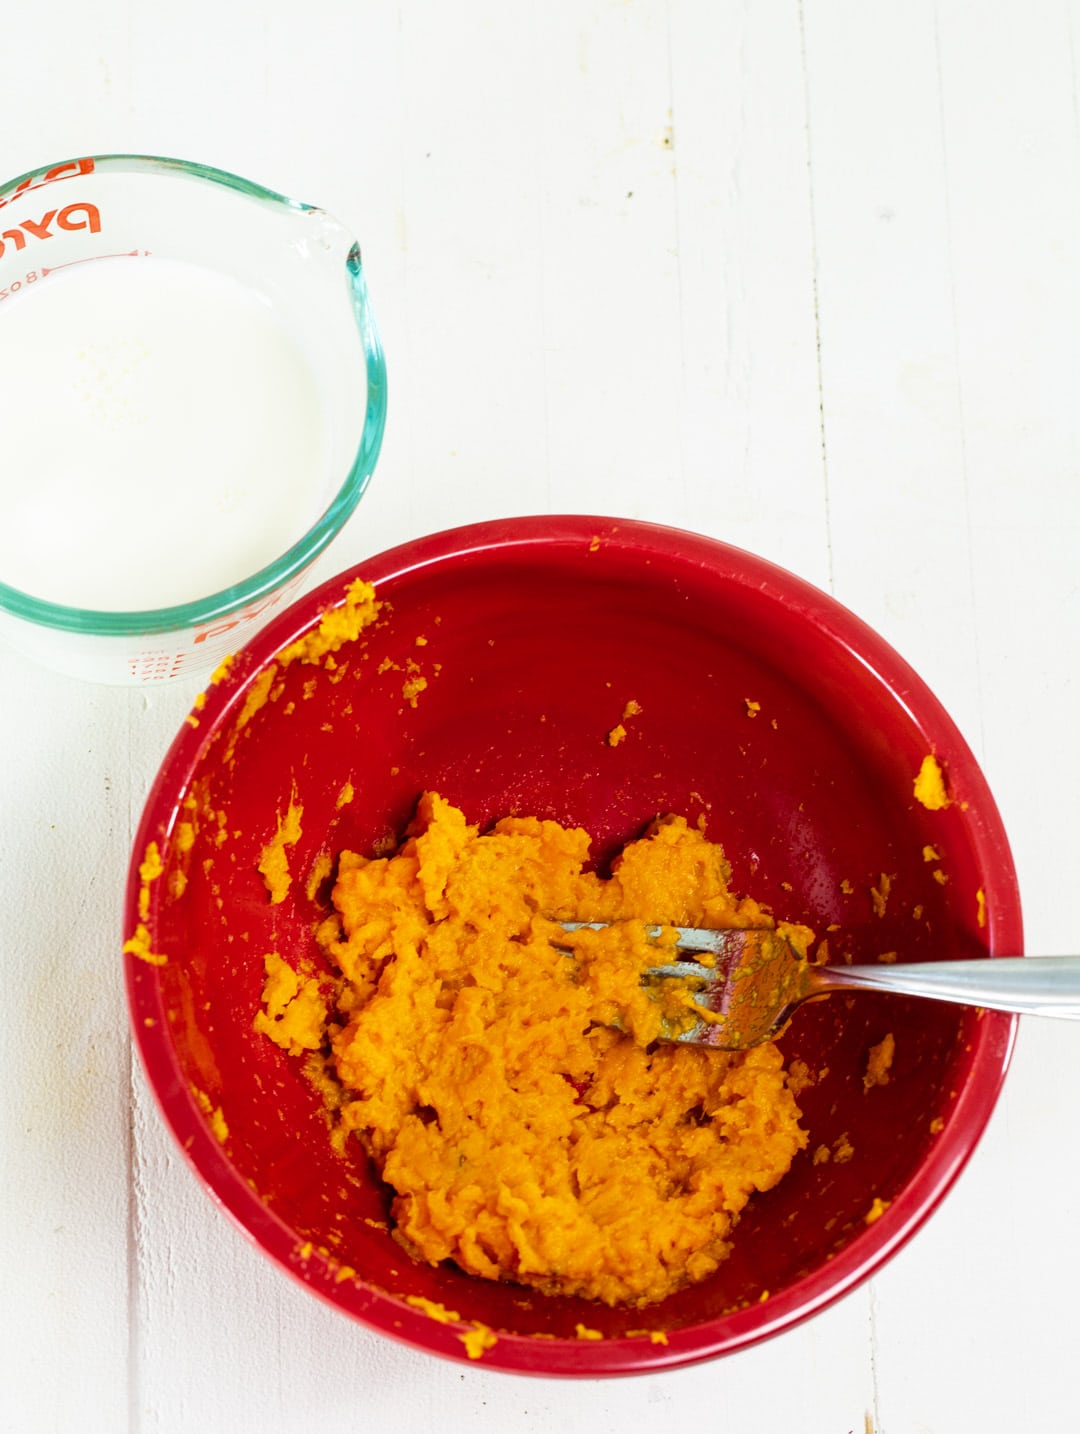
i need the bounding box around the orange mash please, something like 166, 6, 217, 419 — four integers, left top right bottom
257, 793, 809, 1307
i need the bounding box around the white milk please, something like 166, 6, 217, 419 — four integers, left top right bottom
0, 256, 330, 610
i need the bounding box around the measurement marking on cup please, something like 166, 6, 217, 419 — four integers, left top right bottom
0, 250, 150, 301
0, 269, 43, 300
43, 249, 150, 276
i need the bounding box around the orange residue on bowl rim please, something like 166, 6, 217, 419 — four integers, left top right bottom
460, 1324, 499, 1360
124, 840, 169, 965
191, 1084, 229, 1144
227, 665, 278, 756
136, 840, 164, 920
278, 577, 382, 668
913, 753, 951, 810
864, 1196, 890, 1225
404, 1296, 498, 1360
122, 923, 168, 967
223, 579, 384, 758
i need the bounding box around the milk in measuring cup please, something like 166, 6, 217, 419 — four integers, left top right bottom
0, 256, 330, 610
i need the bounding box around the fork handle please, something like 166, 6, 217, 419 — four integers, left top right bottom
814, 957, 1080, 1019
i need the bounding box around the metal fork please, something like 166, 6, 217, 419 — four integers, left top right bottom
557, 922, 1080, 1050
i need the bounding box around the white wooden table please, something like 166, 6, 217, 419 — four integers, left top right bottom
3, 4, 1078, 1430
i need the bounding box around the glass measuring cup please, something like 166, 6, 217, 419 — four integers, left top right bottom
0, 154, 387, 684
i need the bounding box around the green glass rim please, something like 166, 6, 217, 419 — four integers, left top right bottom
0, 153, 388, 637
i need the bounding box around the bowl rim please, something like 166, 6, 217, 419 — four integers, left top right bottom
125, 513, 1022, 1375
0, 152, 387, 636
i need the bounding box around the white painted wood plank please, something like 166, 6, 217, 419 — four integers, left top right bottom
371, 0, 556, 532
0, 6, 134, 177
0, 670, 151, 1433
931, 0, 1080, 961
669, 0, 831, 586
801, 0, 987, 749
526, 2, 685, 521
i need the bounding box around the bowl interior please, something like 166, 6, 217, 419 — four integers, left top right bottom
128, 516, 1019, 1373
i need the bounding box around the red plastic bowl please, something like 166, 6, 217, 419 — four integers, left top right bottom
125, 515, 1021, 1375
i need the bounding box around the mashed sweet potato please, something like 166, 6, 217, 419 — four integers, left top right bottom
257, 793, 809, 1307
